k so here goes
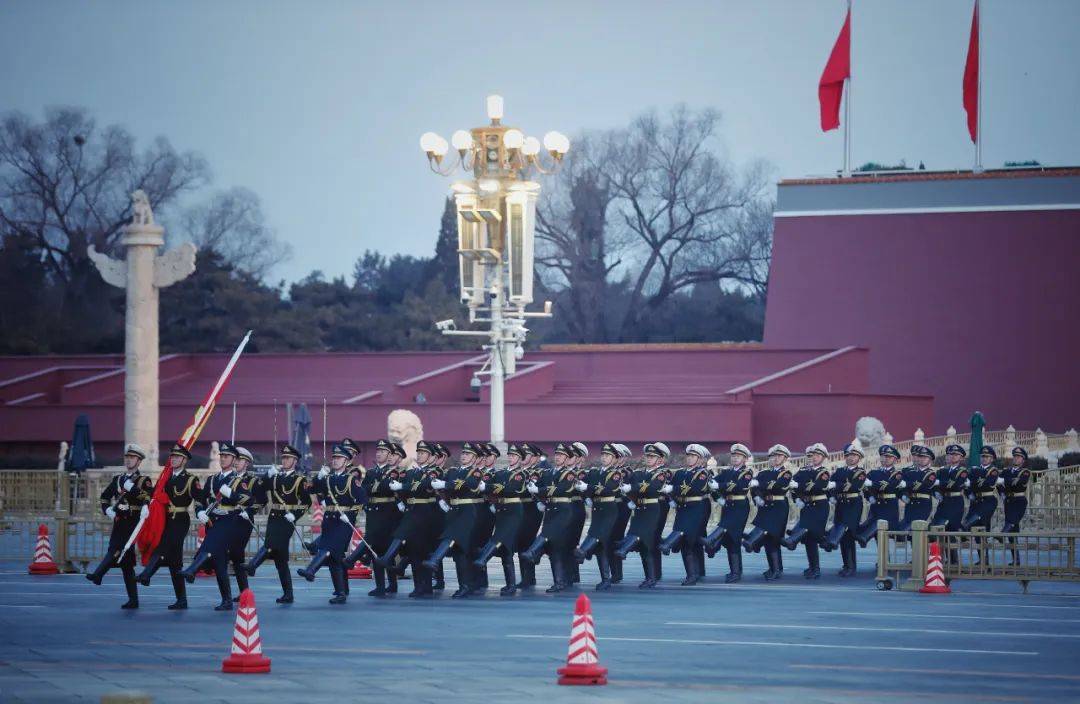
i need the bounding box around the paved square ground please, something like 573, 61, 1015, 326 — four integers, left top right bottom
2, 547, 1078, 703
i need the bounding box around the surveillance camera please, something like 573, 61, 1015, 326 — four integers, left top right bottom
470, 375, 482, 391
489, 290, 499, 301
435, 319, 456, 332
514, 345, 524, 360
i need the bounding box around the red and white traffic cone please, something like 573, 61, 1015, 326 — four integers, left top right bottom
347, 531, 372, 579
920, 542, 951, 594
222, 589, 271, 674
557, 593, 607, 686
195, 525, 213, 578
310, 503, 324, 535
28, 524, 60, 575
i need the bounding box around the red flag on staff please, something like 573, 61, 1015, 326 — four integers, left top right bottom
134, 331, 253, 562
963, 0, 980, 143
818, 8, 851, 132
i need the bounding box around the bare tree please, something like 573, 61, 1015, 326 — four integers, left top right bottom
180, 187, 291, 280
535, 106, 774, 342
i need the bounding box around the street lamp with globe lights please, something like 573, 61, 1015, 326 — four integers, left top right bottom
419, 94, 569, 450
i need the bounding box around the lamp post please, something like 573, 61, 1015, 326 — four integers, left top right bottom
420, 95, 569, 451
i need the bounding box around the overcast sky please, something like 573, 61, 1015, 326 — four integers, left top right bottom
2, 0, 1078, 283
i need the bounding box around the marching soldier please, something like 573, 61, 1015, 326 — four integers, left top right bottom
229, 446, 259, 600
297, 443, 366, 604
742, 444, 792, 581
180, 441, 254, 610
660, 444, 712, 585
933, 444, 970, 532
824, 441, 868, 577
86, 443, 154, 609
1002, 447, 1032, 533
963, 446, 1002, 531
856, 445, 906, 547
613, 442, 673, 589
474, 443, 529, 595
422, 442, 485, 598
608, 444, 633, 584
899, 445, 937, 531
514, 443, 545, 590
573, 443, 626, 590
135, 444, 201, 609
243, 444, 309, 604
703, 443, 754, 583
375, 440, 442, 597
470, 443, 500, 592
350, 440, 403, 597
521, 442, 580, 593
782, 442, 832, 579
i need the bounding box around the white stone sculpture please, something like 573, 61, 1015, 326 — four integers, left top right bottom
855, 417, 886, 451
388, 409, 424, 466
89, 191, 197, 466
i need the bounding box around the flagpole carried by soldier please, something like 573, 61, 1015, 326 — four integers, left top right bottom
135, 444, 200, 609
243, 443, 309, 604
85, 443, 154, 609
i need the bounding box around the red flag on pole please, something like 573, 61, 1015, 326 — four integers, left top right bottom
963, 1, 980, 143
818, 8, 851, 132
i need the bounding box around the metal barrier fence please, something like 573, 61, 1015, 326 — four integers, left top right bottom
875, 520, 1080, 593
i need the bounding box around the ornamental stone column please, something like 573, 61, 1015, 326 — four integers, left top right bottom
89, 191, 196, 466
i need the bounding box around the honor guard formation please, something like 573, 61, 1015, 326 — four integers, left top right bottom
86, 437, 1032, 608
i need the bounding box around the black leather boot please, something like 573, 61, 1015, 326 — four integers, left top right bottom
823, 523, 847, 552
168, 571, 187, 610
680, 548, 699, 585
473, 540, 499, 569
369, 563, 389, 597
610, 548, 623, 584
855, 520, 878, 548
961, 511, 981, 531
516, 555, 535, 589
725, 543, 742, 583
804, 541, 821, 579
546, 552, 567, 593
244, 546, 269, 576
845, 539, 858, 576
451, 553, 474, 598
136, 553, 163, 586
329, 565, 347, 604
500, 556, 517, 596
573, 535, 600, 563
639, 551, 658, 589
85, 556, 112, 586
660, 530, 685, 556
838, 537, 853, 576
214, 568, 233, 610
422, 539, 454, 572
370, 538, 402, 569
273, 557, 293, 602
232, 562, 249, 601
703, 526, 728, 558
297, 550, 330, 582
614, 534, 640, 560
180, 551, 211, 584
763, 548, 779, 580
781, 525, 808, 551
520, 536, 548, 565
120, 568, 139, 609
742, 526, 767, 553
595, 550, 613, 591
433, 562, 445, 590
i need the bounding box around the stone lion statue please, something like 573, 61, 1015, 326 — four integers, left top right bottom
855, 417, 887, 450
388, 409, 423, 466
131, 189, 155, 226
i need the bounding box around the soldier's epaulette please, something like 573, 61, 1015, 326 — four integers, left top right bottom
468, 467, 483, 479
511, 471, 523, 482
957, 470, 968, 479
780, 470, 792, 479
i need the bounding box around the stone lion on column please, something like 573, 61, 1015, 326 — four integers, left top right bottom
388, 409, 423, 466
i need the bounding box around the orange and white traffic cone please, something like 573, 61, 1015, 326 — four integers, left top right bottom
195, 525, 213, 578
222, 589, 271, 673
557, 593, 608, 686
310, 503, 324, 535
347, 531, 372, 579
920, 542, 951, 594
28, 524, 60, 575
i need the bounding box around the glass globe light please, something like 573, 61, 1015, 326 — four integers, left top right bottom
486, 95, 504, 121
503, 129, 524, 149
451, 130, 473, 151
522, 136, 541, 156
432, 135, 449, 157
543, 131, 561, 152
420, 132, 442, 153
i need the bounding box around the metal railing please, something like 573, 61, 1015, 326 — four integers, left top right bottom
875, 520, 1080, 593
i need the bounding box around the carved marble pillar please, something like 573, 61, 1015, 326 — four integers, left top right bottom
89, 191, 196, 465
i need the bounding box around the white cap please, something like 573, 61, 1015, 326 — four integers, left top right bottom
123, 443, 146, 460
768, 444, 791, 458
644, 442, 671, 458
808, 442, 829, 457
844, 439, 865, 457
234, 446, 254, 463
572, 442, 589, 458
729, 443, 752, 459
614, 443, 632, 458
685, 443, 711, 458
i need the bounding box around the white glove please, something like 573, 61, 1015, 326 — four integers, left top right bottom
526, 481, 538, 494
267, 465, 279, 478
898, 480, 907, 489
964, 479, 971, 488
750, 479, 760, 488
933, 479, 940, 486
285, 512, 296, 523
317, 466, 330, 479
431, 479, 447, 490
439, 499, 450, 512
869, 497, 877, 505
996, 477, 1004, 486
660, 484, 673, 494
388, 481, 403, 491
627, 501, 637, 510
829, 497, 837, 506
139, 505, 150, 520
901, 495, 910, 504
489, 504, 496, 514
219, 484, 233, 498
754, 496, 765, 507
585, 498, 592, 508
826, 481, 836, 490
397, 501, 406, 512
339, 513, 351, 524
105, 507, 117, 519
708, 480, 719, 490
537, 502, 546, 512
574, 481, 588, 492
122, 479, 135, 492
477, 481, 486, 492
668, 500, 677, 509
795, 498, 805, 509
619, 483, 632, 494
197, 510, 209, 523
